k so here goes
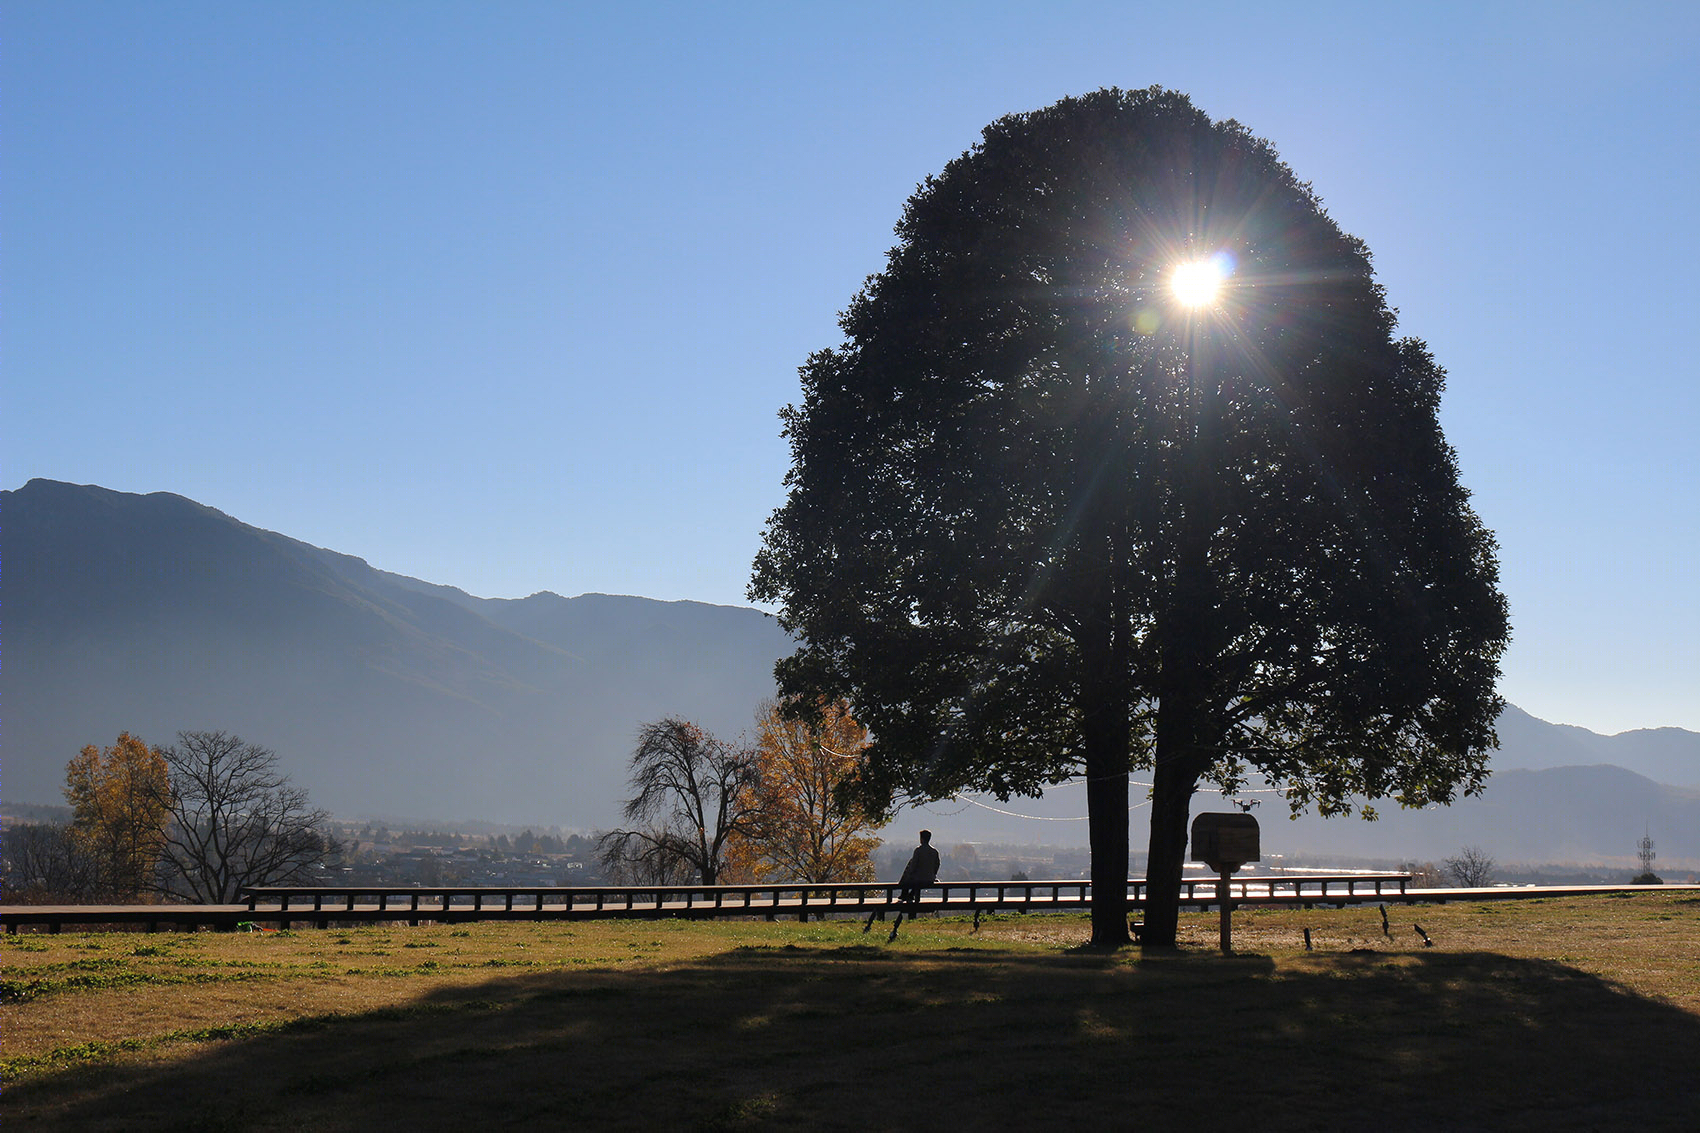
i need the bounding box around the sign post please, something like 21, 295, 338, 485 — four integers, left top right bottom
1190, 813, 1260, 954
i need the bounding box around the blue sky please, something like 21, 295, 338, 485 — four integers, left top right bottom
6, 2, 1696, 735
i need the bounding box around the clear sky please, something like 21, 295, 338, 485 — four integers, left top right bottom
6, 2, 1696, 735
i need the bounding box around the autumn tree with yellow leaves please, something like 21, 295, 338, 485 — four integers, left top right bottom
58, 729, 341, 903
63, 732, 173, 900
727, 701, 884, 884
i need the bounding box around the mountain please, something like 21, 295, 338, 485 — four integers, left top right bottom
1261, 707, 1700, 868
891, 764, 1700, 870
2, 479, 791, 826
1493, 703, 1699, 786
1267, 765, 1700, 868
4, 478, 1696, 867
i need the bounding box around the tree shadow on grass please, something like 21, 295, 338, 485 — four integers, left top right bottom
10, 945, 1699, 1131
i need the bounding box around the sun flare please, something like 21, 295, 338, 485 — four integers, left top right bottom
1170, 258, 1226, 307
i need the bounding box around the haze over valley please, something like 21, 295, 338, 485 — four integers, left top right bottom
6, 479, 1696, 869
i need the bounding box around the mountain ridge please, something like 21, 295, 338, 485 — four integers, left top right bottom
3, 479, 793, 826
4, 479, 1695, 866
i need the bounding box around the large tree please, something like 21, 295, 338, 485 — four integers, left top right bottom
64, 732, 173, 900
597, 718, 762, 885
155, 731, 340, 903
728, 700, 884, 884
750, 88, 1508, 949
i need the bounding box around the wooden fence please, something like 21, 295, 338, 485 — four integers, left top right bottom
3, 873, 1411, 932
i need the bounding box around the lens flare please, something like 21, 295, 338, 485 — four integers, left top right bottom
1170, 252, 1234, 308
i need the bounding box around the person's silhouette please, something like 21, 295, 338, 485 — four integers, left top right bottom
886, 829, 940, 941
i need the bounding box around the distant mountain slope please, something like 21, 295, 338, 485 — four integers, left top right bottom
2, 479, 791, 825
1268, 765, 1700, 867
895, 763, 1700, 869
4, 478, 1696, 866
1494, 703, 1699, 785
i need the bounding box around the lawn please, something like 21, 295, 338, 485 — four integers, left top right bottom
4, 893, 1698, 1130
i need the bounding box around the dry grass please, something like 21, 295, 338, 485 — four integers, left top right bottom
4, 893, 1698, 1130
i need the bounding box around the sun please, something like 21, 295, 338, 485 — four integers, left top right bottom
1170, 258, 1226, 307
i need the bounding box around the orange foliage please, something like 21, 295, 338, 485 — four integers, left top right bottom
63, 732, 173, 900
727, 700, 884, 884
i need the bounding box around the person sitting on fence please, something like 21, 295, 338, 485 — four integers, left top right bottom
885, 830, 940, 942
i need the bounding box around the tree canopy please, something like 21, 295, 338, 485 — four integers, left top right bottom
750, 87, 1509, 948
597, 718, 762, 885
59, 729, 337, 903
728, 699, 884, 884
156, 731, 340, 903
63, 732, 171, 900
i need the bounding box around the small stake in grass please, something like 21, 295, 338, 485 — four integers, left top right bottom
1303, 927, 1312, 951
1414, 923, 1434, 947
1381, 906, 1392, 940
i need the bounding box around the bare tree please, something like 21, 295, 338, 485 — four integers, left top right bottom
1, 822, 102, 903
1444, 845, 1495, 888
596, 838, 699, 887
154, 731, 341, 902
596, 718, 760, 885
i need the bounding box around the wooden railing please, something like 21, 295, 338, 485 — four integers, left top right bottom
2, 873, 1416, 933
236, 873, 1412, 927
240, 880, 1097, 925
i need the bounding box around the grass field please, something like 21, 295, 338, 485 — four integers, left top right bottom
4, 893, 1698, 1130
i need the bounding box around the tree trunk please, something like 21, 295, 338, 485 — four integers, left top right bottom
1140, 743, 1199, 950
1082, 663, 1132, 947
1142, 546, 1211, 951
1078, 446, 1135, 948
1086, 746, 1131, 947
1143, 354, 1220, 951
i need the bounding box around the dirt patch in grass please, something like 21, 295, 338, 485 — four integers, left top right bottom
5, 894, 1697, 1130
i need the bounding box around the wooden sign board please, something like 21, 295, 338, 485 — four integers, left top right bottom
1191, 813, 1260, 871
